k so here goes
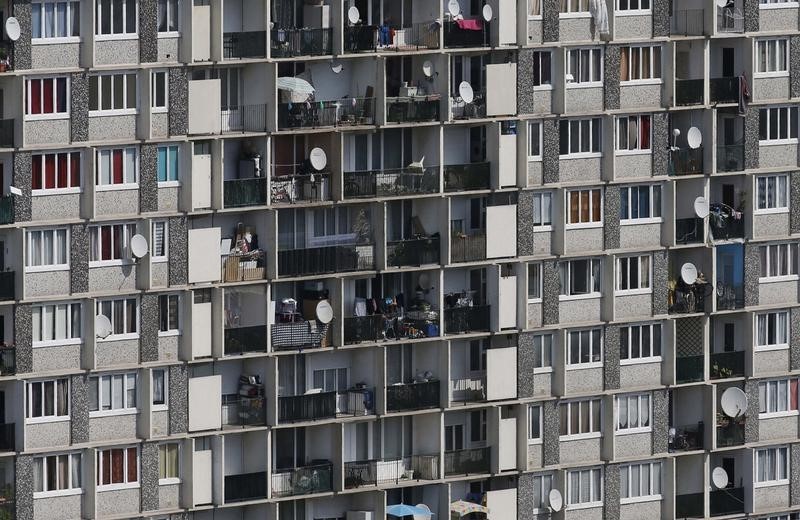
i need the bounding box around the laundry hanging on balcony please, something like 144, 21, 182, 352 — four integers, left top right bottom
450, 500, 490, 516
738, 72, 750, 115
589, 0, 609, 38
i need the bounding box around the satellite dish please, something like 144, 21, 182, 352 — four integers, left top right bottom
680, 263, 698, 285
309, 147, 327, 171
459, 81, 474, 104
712, 466, 729, 489
694, 196, 710, 218
565, 73, 574, 83
422, 60, 434, 78
548, 489, 563, 512
715, 0, 728, 7
130, 234, 149, 259
315, 300, 334, 324
95, 314, 112, 339
5, 18, 19, 42
448, 0, 461, 17
418, 273, 432, 290
347, 6, 360, 24
687, 126, 702, 149
330, 60, 343, 74
482, 4, 493, 21
720, 387, 748, 418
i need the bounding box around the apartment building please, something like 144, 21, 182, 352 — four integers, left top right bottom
0, 0, 799, 519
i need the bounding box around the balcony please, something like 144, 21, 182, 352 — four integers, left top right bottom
0, 195, 13, 225
343, 315, 383, 344
716, 419, 745, 447
277, 98, 375, 129
221, 252, 266, 282
676, 355, 704, 383
444, 305, 490, 335
672, 8, 705, 36
444, 447, 490, 476
380, 21, 440, 51
387, 96, 441, 123
387, 237, 440, 267
670, 148, 703, 175
271, 173, 331, 204
0, 119, 12, 148
710, 351, 745, 379
279, 391, 336, 423
223, 31, 267, 59
716, 144, 744, 172
675, 79, 704, 106
222, 396, 266, 427
669, 280, 711, 314
451, 234, 486, 263
271, 463, 333, 497
0, 272, 14, 301
387, 380, 440, 412
451, 376, 486, 403
0, 423, 12, 452
224, 325, 267, 356
443, 20, 489, 48
710, 487, 744, 516
221, 104, 268, 133
669, 422, 704, 451
223, 177, 267, 208
716, 282, 743, 310
278, 244, 375, 277
676, 492, 704, 519
451, 92, 486, 120
270, 27, 332, 58
675, 217, 704, 244
709, 206, 744, 241
717, 5, 744, 33
343, 168, 439, 199
224, 471, 267, 502
444, 162, 490, 191
0, 347, 13, 376
345, 24, 377, 52
271, 321, 330, 351
710, 77, 739, 104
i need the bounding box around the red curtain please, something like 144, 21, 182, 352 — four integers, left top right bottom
641, 116, 651, 149
57, 153, 68, 188
31, 156, 42, 190
44, 154, 56, 189
70, 153, 80, 187
29, 80, 41, 115
112, 150, 123, 184
101, 226, 112, 260
111, 449, 123, 484
791, 380, 798, 410
43, 79, 53, 114
126, 448, 137, 482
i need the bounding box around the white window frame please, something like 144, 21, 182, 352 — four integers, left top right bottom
528, 262, 542, 303
33, 451, 82, 498
755, 38, 790, 77
559, 257, 603, 299
560, 0, 591, 16
616, 115, 653, 154
96, 446, 139, 491
619, 461, 661, 504
560, 399, 603, 439
560, 118, 602, 158
26, 227, 70, 272
151, 69, 168, 112
89, 372, 138, 417
31, 150, 82, 194
755, 310, 790, 351
754, 446, 790, 486
96, 297, 140, 341
531, 473, 553, 513
95, 0, 138, 39
616, 0, 651, 13
616, 393, 652, 434
527, 404, 542, 444
620, 46, 661, 83
152, 220, 169, 261
616, 254, 651, 295
152, 368, 169, 410
620, 322, 662, 365
565, 188, 603, 227
528, 121, 542, 160
25, 76, 70, 120
26, 378, 71, 423
157, 144, 180, 187
157, 0, 180, 34
760, 243, 799, 281
566, 328, 603, 369
31, 0, 81, 42
532, 333, 554, 373
95, 146, 139, 190
620, 184, 662, 224
158, 442, 180, 484
89, 222, 136, 266
759, 106, 798, 144
158, 293, 180, 336
760, 0, 799, 8
755, 174, 790, 214
532, 191, 553, 231
566, 48, 603, 85
527, 0, 542, 19
566, 467, 603, 509
758, 378, 798, 417
532, 50, 552, 89
89, 72, 138, 116
32, 301, 82, 347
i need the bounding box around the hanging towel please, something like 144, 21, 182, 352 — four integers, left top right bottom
589, 0, 610, 38
738, 72, 751, 115
456, 18, 483, 31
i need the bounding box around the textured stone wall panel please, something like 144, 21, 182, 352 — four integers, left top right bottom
791, 36, 800, 99
652, 250, 669, 315
168, 68, 189, 136
652, 0, 671, 37
604, 325, 620, 390
792, 171, 800, 234
792, 444, 800, 505
15, 455, 33, 520
542, 119, 560, 184
744, 0, 760, 32
14, 304, 32, 373
542, 260, 560, 326
139, 144, 159, 213
604, 45, 621, 111
169, 364, 188, 434
604, 185, 620, 250
604, 463, 621, 520
542, 400, 559, 466
745, 380, 760, 443
141, 442, 160, 510
518, 50, 536, 115
70, 72, 89, 142
70, 224, 89, 294
651, 113, 670, 176
13, 1, 31, 70
651, 389, 669, 454
70, 374, 89, 443
792, 308, 800, 371
745, 106, 760, 170
12, 152, 32, 222
542, 0, 559, 42
518, 191, 535, 256
168, 216, 188, 286
139, 0, 158, 63
517, 473, 537, 520
744, 244, 760, 308
518, 332, 536, 398
140, 293, 159, 362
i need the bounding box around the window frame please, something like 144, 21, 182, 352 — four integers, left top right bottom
531, 473, 554, 513
560, 0, 591, 16
89, 222, 137, 266
96, 297, 140, 341
25, 227, 70, 272
560, 118, 602, 158
25, 76, 70, 120
528, 121, 542, 160
615, 393, 652, 434
89, 372, 138, 417
157, 144, 180, 186
755, 310, 790, 351
152, 368, 169, 410
565, 47, 603, 85
755, 38, 790, 77
527, 262, 542, 302
151, 69, 168, 112
33, 451, 83, 498
619, 46, 661, 83
620, 322, 662, 364
31, 0, 81, 41
759, 242, 799, 281
95, 146, 139, 190
95, 0, 139, 39
760, 0, 799, 8
26, 378, 71, 423
560, 399, 603, 439
158, 293, 180, 336
157, 0, 180, 34
532, 191, 553, 231
151, 220, 169, 261
31, 150, 82, 194
559, 257, 603, 299
32, 301, 82, 348
758, 378, 799, 417
95, 446, 139, 491
616, 115, 653, 154
527, 404, 542, 444
619, 461, 662, 504
754, 446, 790, 486
89, 72, 138, 116
616, 254, 652, 295
759, 106, 798, 144
565, 188, 603, 227
532, 50, 552, 88
566, 327, 603, 369
620, 184, 662, 224
158, 442, 180, 484
616, 0, 651, 13
566, 467, 603, 509
755, 174, 790, 214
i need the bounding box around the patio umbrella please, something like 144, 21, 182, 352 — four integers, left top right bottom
386, 504, 433, 517
450, 500, 489, 516
277, 76, 315, 95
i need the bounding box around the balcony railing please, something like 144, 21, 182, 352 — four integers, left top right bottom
387, 97, 441, 123
444, 305, 490, 335
271, 321, 329, 351
451, 92, 487, 120
443, 20, 490, 48
344, 315, 383, 344
711, 487, 745, 516
221, 104, 268, 133
0, 347, 13, 376
270, 27, 332, 58
675, 217, 704, 244
378, 21, 440, 51
279, 391, 336, 423
711, 351, 745, 379
670, 281, 711, 314
222, 396, 266, 427
224, 325, 267, 356
278, 244, 375, 277
451, 234, 486, 263
221, 252, 266, 282
669, 422, 704, 451
676, 492, 704, 519
676, 355, 705, 383
223, 177, 267, 208
387, 237, 440, 267
670, 147, 703, 175
710, 77, 739, 104
223, 31, 267, 59
344, 455, 438, 488
343, 168, 439, 199
271, 173, 331, 204
717, 5, 744, 33
0, 423, 13, 451
387, 380, 440, 412
675, 79, 704, 106
444, 162, 491, 191
672, 9, 705, 35
278, 98, 375, 129
716, 282, 743, 311
451, 375, 486, 403
0, 119, 13, 148
716, 144, 744, 172
224, 471, 267, 502
0, 195, 13, 225
271, 463, 333, 497
444, 447, 490, 476
709, 210, 744, 241
716, 421, 745, 448
345, 24, 377, 52
0, 272, 14, 302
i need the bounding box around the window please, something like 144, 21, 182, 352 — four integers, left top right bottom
760, 0, 797, 4
760, 243, 799, 279
567, 467, 603, 507
528, 405, 542, 442
26, 228, 69, 269
313, 367, 348, 392
755, 447, 789, 484
566, 188, 602, 225
616, 393, 651, 433
567, 328, 602, 367
620, 46, 661, 81
32, 151, 81, 192
566, 48, 602, 84
531, 473, 553, 512
533, 51, 551, 86
157, 0, 179, 32
528, 263, 542, 301
26, 77, 68, 117
32, 302, 81, 346
617, 115, 652, 152
528, 0, 542, 17
617, 255, 651, 293
620, 184, 661, 221
532, 333, 553, 370
152, 220, 168, 259
26, 379, 69, 420
157, 145, 179, 183
560, 118, 602, 156
759, 379, 798, 415
89, 373, 138, 413
159, 294, 179, 334
560, 0, 590, 13
756, 310, 789, 349
620, 323, 661, 362
532, 191, 552, 228
759, 107, 797, 142
620, 462, 661, 502
559, 258, 602, 296
97, 298, 139, 338
90, 223, 136, 264
96, 0, 137, 35
152, 70, 168, 110
153, 369, 168, 407
33, 453, 81, 496
89, 73, 137, 113
528, 121, 542, 159
561, 399, 602, 437
756, 39, 789, 75
158, 443, 179, 482
32, 0, 80, 39
96, 447, 138, 488
96, 147, 138, 186
617, 0, 650, 10
756, 174, 789, 211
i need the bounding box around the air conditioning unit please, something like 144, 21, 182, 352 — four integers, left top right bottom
346, 512, 374, 520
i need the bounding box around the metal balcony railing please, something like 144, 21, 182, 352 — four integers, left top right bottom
711, 351, 745, 379
717, 5, 744, 33
224, 471, 267, 502
710, 77, 739, 104
271, 173, 331, 204
344, 315, 384, 344
278, 244, 375, 277
223, 325, 267, 356
387, 97, 441, 123
345, 24, 378, 52
0, 195, 13, 225
444, 305, 490, 335
716, 421, 745, 448
278, 391, 336, 423
451, 375, 486, 403
675, 217, 704, 245
271, 321, 329, 351
451, 234, 486, 263
387, 237, 440, 267
451, 92, 487, 119
676, 355, 705, 383
0, 272, 14, 302
0, 347, 14, 376
716, 282, 744, 311
672, 9, 705, 35
676, 492, 704, 519
270, 27, 332, 57
670, 280, 711, 314
278, 98, 375, 129
675, 79, 704, 106
443, 447, 490, 476
221, 252, 266, 282
271, 463, 333, 497
670, 147, 703, 175
223, 31, 267, 59
222, 396, 266, 427
716, 144, 744, 172
709, 207, 745, 241
444, 162, 491, 191
343, 167, 439, 199
669, 422, 704, 451
443, 20, 490, 48
344, 455, 439, 488
377, 21, 440, 51
710, 487, 744, 516
220, 104, 268, 133
223, 177, 267, 208
386, 380, 440, 412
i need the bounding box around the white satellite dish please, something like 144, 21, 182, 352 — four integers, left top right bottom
315, 300, 334, 324
347, 6, 360, 24
565, 73, 574, 83
95, 314, 112, 339
482, 4, 493, 21
130, 234, 149, 259
720, 387, 748, 418
8, 186, 21, 196
680, 263, 698, 285
459, 81, 474, 104
448, 0, 461, 17
548, 489, 563, 513
330, 60, 343, 74
687, 126, 702, 149
712, 466, 729, 489
414, 504, 432, 520
422, 60, 434, 78
694, 196, 710, 218
5, 17, 19, 42
309, 147, 327, 171
715, 0, 728, 7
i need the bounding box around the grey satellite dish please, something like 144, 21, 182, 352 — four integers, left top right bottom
309, 147, 327, 171
316, 300, 334, 324
418, 273, 433, 290
422, 60, 434, 78
548, 489, 563, 513
687, 126, 702, 149
130, 234, 149, 259
680, 263, 698, 285
5, 18, 19, 42
95, 314, 112, 339
712, 466, 729, 489
459, 81, 474, 104
694, 196, 710, 218
448, 0, 461, 16
347, 6, 360, 24
482, 4, 493, 21
720, 387, 748, 418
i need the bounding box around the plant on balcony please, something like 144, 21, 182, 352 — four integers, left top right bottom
353, 208, 372, 244
711, 362, 733, 379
